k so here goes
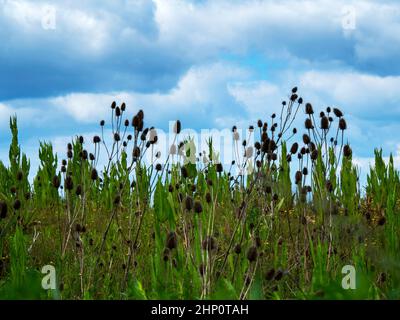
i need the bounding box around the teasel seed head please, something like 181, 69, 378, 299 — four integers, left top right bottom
216, 163, 223, 173
65, 176, 74, 191
114, 133, 121, 142
91, 168, 98, 181
0, 201, 8, 219
155, 163, 162, 171
305, 118, 313, 130
321, 116, 329, 130
234, 243, 242, 254
194, 201, 203, 213
181, 166, 188, 179
174, 120, 181, 134
52, 175, 61, 189
290, 142, 299, 154
13, 199, 21, 210
79, 136, 84, 144
292, 86, 298, 93
247, 246, 258, 262
100, 120, 105, 126
333, 108, 343, 118
265, 268, 275, 281
166, 231, 177, 250
111, 101, 116, 109
185, 196, 194, 211
205, 193, 212, 204
343, 144, 352, 158
121, 102, 126, 111
115, 107, 121, 117
311, 149, 318, 161
75, 185, 82, 196
303, 134, 310, 145
295, 171, 302, 184
305, 103, 314, 115
339, 118, 347, 130
67, 150, 73, 159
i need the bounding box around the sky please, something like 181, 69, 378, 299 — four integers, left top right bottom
1, 0, 400, 182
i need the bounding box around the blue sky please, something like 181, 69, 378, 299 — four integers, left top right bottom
1, 0, 400, 178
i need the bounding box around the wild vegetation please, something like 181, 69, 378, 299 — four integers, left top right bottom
0, 87, 399, 299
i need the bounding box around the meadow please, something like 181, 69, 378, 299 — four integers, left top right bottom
0, 87, 399, 300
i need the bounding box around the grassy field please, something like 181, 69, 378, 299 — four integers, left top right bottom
0, 88, 399, 300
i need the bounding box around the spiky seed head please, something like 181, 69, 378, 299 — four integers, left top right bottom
100, 120, 105, 126
311, 149, 318, 161
305, 118, 313, 130
52, 176, 60, 189
91, 169, 98, 181
339, 118, 347, 130
166, 231, 177, 250
13, 199, 21, 210
321, 116, 329, 130
65, 176, 74, 191
265, 268, 275, 281
155, 163, 162, 171
121, 102, 126, 111
343, 144, 352, 158
234, 243, 242, 254
115, 107, 121, 117
333, 108, 343, 118
290, 142, 299, 154
303, 134, 310, 145
305, 103, 314, 115
247, 246, 258, 262
194, 201, 203, 213
174, 120, 181, 134
295, 171, 302, 184
111, 101, 116, 109
0, 201, 8, 219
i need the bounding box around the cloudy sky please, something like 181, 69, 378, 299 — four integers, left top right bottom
1, 0, 399, 180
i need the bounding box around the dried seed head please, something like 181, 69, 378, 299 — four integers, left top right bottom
303, 134, 311, 145
13, 199, 21, 210
115, 107, 121, 117
295, 171, 302, 184
216, 163, 223, 173
247, 246, 258, 262
305, 118, 313, 130
194, 201, 203, 213
321, 116, 329, 130
166, 231, 177, 250
111, 101, 116, 109
89, 153, 95, 161
0, 201, 7, 219
265, 268, 275, 281
326, 107, 331, 113
205, 192, 212, 203
298, 97, 303, 104
174, 120, 181, 134
100, 120, 105, 126
121, 102, 126, 111
65, 176, 74, 191
52, 175, 60, 189
305, 103, 314, 115
339, 118, 347, 130
133, 146, 141, 158
155, 163, 162, 171
333, 108, 343, 118
75, 185, 82, 196
67, 150, 73, 159
234, 243, 242, 254
311, 149, 318, 161
181, 166, 188, 178
257, 119, 263, 128
343, 144, 352, 158
67, 143, 73, 151
79, 136, 84, 144
302, 167, 308, 175
114, 133, 121, 142
292, 86, 298, 93
185, 196, 194, 211
290, 142, 299, 154
91, 168, 98, 181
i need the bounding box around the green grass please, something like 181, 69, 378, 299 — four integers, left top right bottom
0, 89, 399, 300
